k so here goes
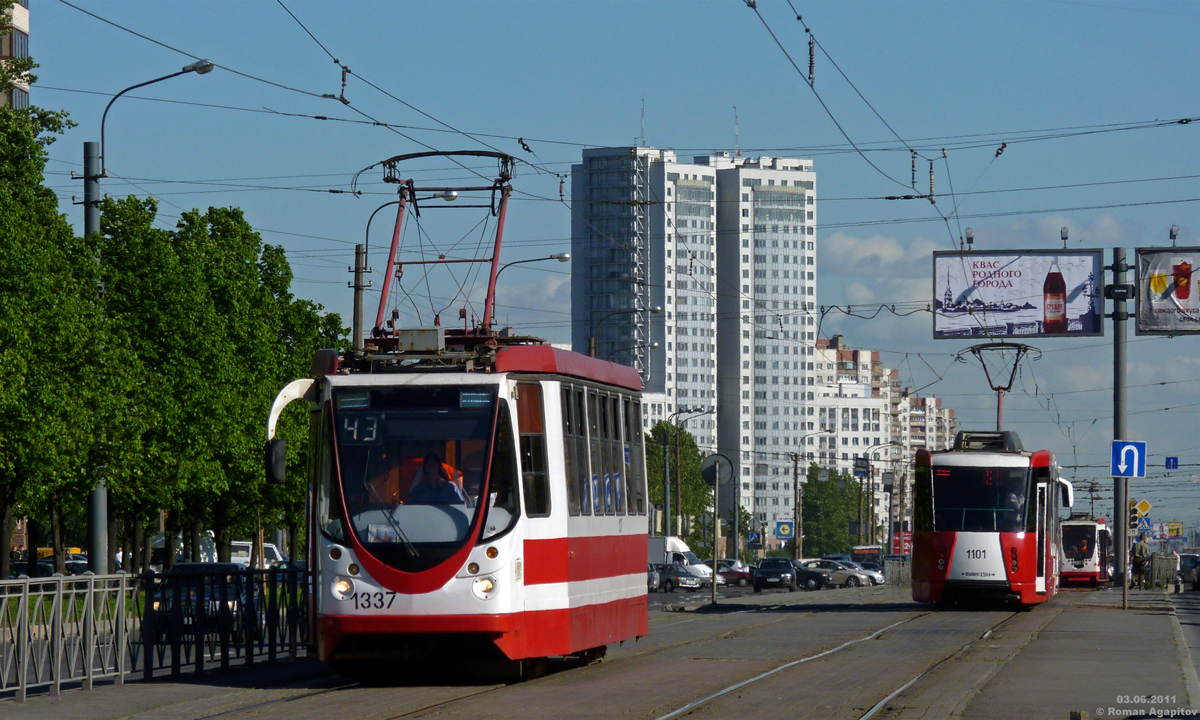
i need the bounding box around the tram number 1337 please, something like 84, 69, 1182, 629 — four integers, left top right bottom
349, 590, 398, 610
965, 549, 986, 560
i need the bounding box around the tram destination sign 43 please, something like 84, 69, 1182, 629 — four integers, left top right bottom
932, 250, 1104, 339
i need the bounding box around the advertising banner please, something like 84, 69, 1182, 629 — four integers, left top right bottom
1136, 247, 1200, 335
933, 250, 1104, 339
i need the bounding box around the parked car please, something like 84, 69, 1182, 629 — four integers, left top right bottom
790, 560, 832, 590
705, 559, 751, 587
648, 563, 661, 593
803, 559, 871, 587
152, 562, 262, 638
230, 541, 287, 568
753, 557, 797, 593
843, 560, 885, 586
655, 563, 704, 592
714, 558, 750, 573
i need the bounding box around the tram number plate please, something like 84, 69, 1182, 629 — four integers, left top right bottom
965, 549, 986, 560
349, 591, 397, 610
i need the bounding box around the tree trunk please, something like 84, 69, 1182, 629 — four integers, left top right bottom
26, 518, 39, 577
163, 511, 178, 572
125, 512, 141, 573
107, 509, 120, 573
140, 511, 153, 573
190, 518, 202, 563
0, 501, 12, 580
213, 500, 231, 563
50, 493, 65, 575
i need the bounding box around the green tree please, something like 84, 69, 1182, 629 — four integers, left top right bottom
645, 421, 710, 544
0, 15, 91, 576
800, 464, 864, 558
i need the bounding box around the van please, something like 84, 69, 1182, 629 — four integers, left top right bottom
230, 541, 287, 568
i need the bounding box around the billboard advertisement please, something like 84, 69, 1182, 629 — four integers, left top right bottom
933, 250, 1104, 339
1136, 247, 1200, 335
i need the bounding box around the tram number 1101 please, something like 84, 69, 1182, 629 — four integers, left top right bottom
965, 549, 986, 560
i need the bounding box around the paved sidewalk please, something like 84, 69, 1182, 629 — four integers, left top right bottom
962, 588, 1198, 720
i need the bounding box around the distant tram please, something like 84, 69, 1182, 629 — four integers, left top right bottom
265, 151, 649, 677
1059, 517, 1111, 585
912, 431, 1074, 606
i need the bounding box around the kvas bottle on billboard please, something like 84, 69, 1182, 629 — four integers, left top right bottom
1043, 257, 1067, 333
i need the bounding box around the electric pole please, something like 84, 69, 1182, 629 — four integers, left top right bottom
792, 453, 803, 560
349, 244, 369, 351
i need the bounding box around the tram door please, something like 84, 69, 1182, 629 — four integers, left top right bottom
1035, 484, 1047, 593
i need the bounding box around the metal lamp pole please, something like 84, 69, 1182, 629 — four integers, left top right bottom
791, 429, 835, 560
590, 306, 661, 358
663, 407, 696, 536
83, 60, 214, 575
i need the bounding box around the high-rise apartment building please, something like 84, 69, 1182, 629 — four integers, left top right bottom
711, 153, 818, 533
570, 147, 718, 452
2, 0, 30, 109
569, 146, 957, 550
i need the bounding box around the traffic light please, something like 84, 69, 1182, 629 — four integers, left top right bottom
1128, 500, 1140, 530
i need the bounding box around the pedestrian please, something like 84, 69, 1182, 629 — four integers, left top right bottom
1132, 533, 1151, 590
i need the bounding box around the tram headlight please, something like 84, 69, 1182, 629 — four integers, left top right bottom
485, 546, 499, 559
472, 575, 498, 600
331, 577, 354, 600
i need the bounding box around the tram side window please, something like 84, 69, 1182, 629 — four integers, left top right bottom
317, 408, 349, 543
913, 463, 932, 533
609, 395, 626, 514
562, 387, 581, 515
517, 383, 550, 517
624, 397, 646, 514
482, 401, 520, 540
574, 388, 591, 515
588, 390, 608, 515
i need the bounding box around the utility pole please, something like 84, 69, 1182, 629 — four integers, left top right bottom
663, 431, 670, 536
675, 427, 683, 536
792, 453, 803, 560
349, 244, 368, 351
857, 469, 864, 546
83, 141, 108, 576
1109, 247, 1131, 609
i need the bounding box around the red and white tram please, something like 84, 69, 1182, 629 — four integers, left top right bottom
1059, 517, 1111, 586
912, 430, 1074, 606
264, 151, 649, 676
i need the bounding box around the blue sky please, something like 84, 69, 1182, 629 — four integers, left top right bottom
29, 1, 1200, 526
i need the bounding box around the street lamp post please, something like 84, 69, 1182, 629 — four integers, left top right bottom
860, 441, 900, 546
791, 429, 835, 560
494, 252, 570, 287
674, 406, 714, 537
83, 60, 214, 576
661, 405, 711, 536
589, 306, 661, 358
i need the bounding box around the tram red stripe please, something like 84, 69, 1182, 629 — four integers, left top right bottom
319, 594, 649, 660
523, 534, 647, 585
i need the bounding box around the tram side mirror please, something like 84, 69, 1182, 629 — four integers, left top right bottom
265, 439, 287, 485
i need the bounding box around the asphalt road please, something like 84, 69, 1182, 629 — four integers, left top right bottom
5, 586, 1194, 720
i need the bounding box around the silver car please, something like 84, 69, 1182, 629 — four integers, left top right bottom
842, 560, 885, 586
648, 564, 661, 593
803, 559, 872, 587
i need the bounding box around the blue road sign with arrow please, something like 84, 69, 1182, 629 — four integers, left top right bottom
1167, 457, 1179, 470
1111, 440, 1147, 478
776, 522, 794, 539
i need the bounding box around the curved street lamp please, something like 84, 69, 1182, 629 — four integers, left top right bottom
661, 405, 709, 536
494, 252, 570, 287
589, 305, 661, 358
84, 60, 214, 576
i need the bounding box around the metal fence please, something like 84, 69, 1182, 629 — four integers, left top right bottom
0, 568, 307, 701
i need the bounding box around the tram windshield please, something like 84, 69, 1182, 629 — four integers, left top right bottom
327, 385, 518, 573
1062, 525, 1094, 561
932, 465, 1030, 533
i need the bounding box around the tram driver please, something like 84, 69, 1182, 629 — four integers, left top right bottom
406, 452, 467, 505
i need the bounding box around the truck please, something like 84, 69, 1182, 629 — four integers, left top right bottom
648, 536, 713, 583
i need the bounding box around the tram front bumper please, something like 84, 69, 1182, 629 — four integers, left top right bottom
318, 613, 522, 662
